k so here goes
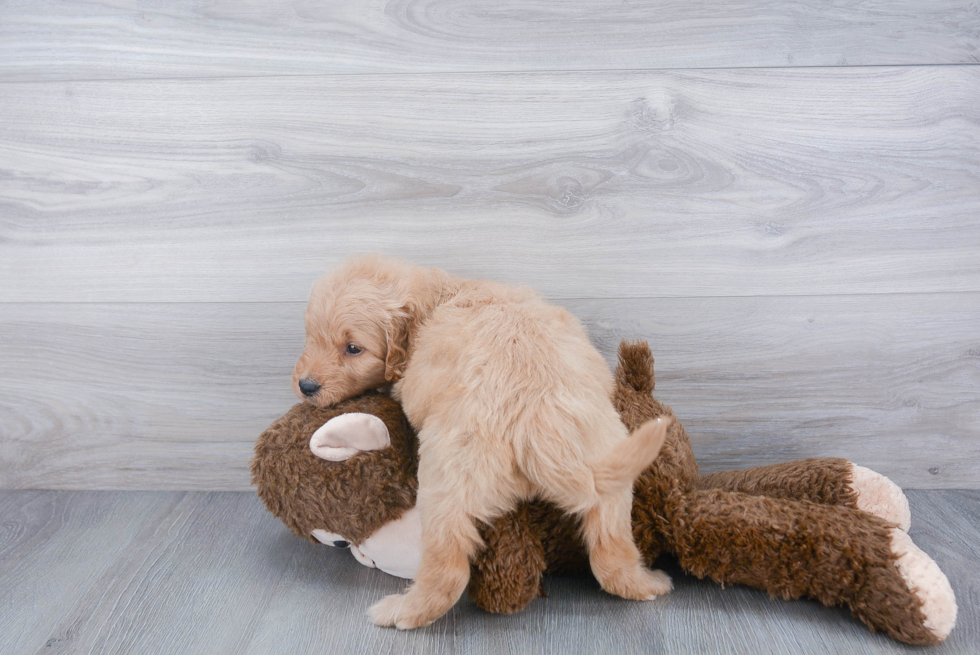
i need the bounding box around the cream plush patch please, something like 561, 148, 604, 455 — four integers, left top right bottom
849, 464, 911, 532
890, 528, 957, 642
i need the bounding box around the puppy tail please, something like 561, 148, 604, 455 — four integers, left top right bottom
592, 417, 671, 496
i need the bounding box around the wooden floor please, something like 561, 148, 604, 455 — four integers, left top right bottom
0, 489, 976, 654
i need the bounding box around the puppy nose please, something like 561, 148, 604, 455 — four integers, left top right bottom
332, 540, 349, 549
298, 378, 321, 397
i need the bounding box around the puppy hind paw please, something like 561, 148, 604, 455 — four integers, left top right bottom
849, 463, 912, 532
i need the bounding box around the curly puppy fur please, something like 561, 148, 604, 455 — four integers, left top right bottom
293, 255, 670, 628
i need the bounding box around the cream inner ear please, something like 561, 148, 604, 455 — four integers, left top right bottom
309, 412, 391, 461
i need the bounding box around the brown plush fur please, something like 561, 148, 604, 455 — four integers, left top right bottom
253, 341, 941, 646
251, 391, 418, 545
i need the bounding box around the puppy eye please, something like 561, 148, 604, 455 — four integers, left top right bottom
345, 343, 363, 355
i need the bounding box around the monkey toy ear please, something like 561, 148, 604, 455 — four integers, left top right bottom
309, 413, 391, 461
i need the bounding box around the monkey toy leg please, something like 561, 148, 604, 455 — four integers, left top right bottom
697, 458, 910, 531
667, 489, 955, 645
467, 503, 549, 615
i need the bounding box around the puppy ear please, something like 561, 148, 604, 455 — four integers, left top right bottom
384, 311, 413, 382
309, 413, 391, 461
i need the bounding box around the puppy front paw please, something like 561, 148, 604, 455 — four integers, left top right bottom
368, 593, 405, 628
367, 593, 439, 630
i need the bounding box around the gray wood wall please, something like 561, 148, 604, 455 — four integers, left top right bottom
1, 1, 978, 490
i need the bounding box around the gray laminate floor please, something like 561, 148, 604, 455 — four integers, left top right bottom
1, 490, 976, 655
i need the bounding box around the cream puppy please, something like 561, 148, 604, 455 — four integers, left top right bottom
293, 255, 671, 629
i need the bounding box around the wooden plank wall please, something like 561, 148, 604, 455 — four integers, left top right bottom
1, 1, 978, 490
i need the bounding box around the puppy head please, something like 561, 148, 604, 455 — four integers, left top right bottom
293, 256, 416, 407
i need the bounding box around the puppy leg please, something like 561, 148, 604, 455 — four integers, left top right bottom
582, 484, 672, 600
369, 430, 503, 629
368, 504, 477, 629
538, 460, 670, 600
528, 420, 672, 601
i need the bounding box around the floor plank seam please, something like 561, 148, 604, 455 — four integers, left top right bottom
2, 61, 979, 86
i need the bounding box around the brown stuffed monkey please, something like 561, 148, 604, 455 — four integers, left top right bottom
252, 341, 956, 646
